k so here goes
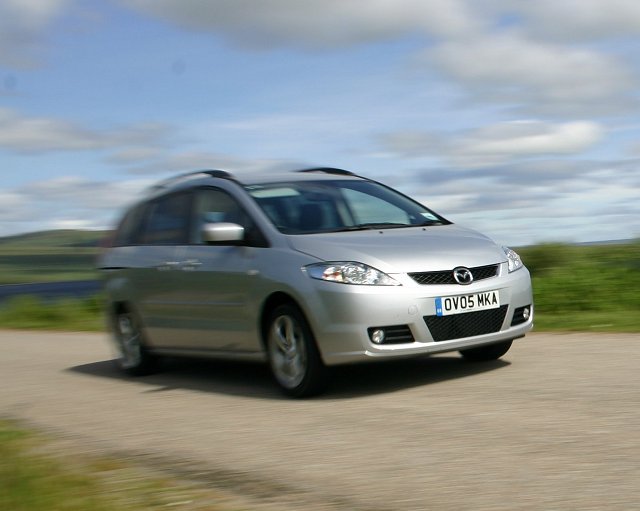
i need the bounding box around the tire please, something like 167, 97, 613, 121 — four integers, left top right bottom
112, 309, 159, 376
459, 340, 513, 361
266, 303, 328, 397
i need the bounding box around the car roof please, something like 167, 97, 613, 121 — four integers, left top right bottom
235, 169, 363, 185
147, 168, 365, 196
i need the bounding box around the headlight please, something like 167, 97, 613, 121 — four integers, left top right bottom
503, 246, 523, 273
305, 262, 401, 286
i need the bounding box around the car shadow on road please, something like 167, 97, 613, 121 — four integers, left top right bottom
68, 355, 510, 400
324, 356, 509, 399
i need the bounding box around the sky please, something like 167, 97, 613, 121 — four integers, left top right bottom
1, 0, 639, 246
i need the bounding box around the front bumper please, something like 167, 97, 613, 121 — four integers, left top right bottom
302, 264, 534, 365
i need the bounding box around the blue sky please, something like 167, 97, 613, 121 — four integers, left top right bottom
1, 0, 639, 245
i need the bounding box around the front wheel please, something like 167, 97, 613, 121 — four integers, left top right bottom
266, 304, 328, 397
459, 340, 513, 361
112, 310, 158, 376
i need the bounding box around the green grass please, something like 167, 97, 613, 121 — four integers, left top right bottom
0, 229, 106, 249
0, 295, 105, 331
0, 420, 245, 511
1, 420, 121, 511
519, 240, 640, 332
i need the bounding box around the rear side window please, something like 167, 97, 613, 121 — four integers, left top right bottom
140, 192, 192, 245
113, 204, 146, 246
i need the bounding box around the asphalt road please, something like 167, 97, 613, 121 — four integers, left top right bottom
1, 330, 638, 510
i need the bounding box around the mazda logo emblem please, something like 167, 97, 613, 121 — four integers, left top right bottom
453, 267, 473, 285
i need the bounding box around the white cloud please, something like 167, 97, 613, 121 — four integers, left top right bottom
24, 176, 154, 210
121, 1, 639, 117
124, 150, 299, 175
0, 176, 157, 235
0, 108, 171, 155
426, 32, 634, 114
49, 218, 97, 230
379, 120, 604, 167
0, 108, 106, 152
0, 191, 30, 221
506, 0, 640, 40
390, 162, 638, 244
124, 0, 483, 48
0, 0, 71, 67
451, 120, 604, 166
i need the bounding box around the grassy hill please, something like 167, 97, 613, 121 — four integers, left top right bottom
0, 230, 108, 284
0, 229, 106, 249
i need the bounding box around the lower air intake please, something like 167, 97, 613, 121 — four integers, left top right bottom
424, 305, 508, 342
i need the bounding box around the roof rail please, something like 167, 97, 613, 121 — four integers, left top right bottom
297, 167, 356, 176
201, 169, 234, 179
148, 169, 234, 192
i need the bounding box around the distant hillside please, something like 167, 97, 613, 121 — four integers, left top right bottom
0, 230, 108, 285
0, 229, 109, 249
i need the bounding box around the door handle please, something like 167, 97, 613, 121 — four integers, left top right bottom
180, 259, 202, 271
156, 261, 180, 271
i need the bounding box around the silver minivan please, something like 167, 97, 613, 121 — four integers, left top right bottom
100, 168, 533, 396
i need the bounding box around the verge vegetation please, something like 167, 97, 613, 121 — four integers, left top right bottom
519, 240, 640, 332
0, 230, 104, 284
0, 295, 104, 331
0, 419, 246, 511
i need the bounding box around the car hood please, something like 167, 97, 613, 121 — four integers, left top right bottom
287, 224, 506, 273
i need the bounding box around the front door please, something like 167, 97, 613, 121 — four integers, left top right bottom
166, 187, 264, 354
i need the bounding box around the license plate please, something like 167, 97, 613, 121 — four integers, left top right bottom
435, 290, 500, 316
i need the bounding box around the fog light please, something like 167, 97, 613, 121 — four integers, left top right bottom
523, 307, 530, 320
370, 329, 385, 344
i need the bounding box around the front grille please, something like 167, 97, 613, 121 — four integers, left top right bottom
367, 325, 414, 344
511, 305, 531, 326
424, 305, 508, 342
409, 264, 499, 285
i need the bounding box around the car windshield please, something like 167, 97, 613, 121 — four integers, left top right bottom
245, 179, 449, 234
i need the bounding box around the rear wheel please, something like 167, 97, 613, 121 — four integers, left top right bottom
113, 310, 158, 375
459, 340, 513, 361
266, 304, 327, 397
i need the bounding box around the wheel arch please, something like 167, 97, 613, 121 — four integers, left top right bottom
105, 300, 138, 333
259, 292, 305, 350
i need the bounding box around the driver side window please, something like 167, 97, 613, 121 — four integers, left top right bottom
191, 188, 266, 246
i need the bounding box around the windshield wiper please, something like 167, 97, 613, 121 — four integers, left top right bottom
331, 220, 445, 232
333, 222, 412, 232
417, 219, 445, 226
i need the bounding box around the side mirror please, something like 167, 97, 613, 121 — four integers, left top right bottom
202, 222, 245, 243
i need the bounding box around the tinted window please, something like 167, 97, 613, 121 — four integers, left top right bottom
140, 192, 191, 245
191, 188, 267, 247
246, 180, 447, 234
113, 204, 147, 246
